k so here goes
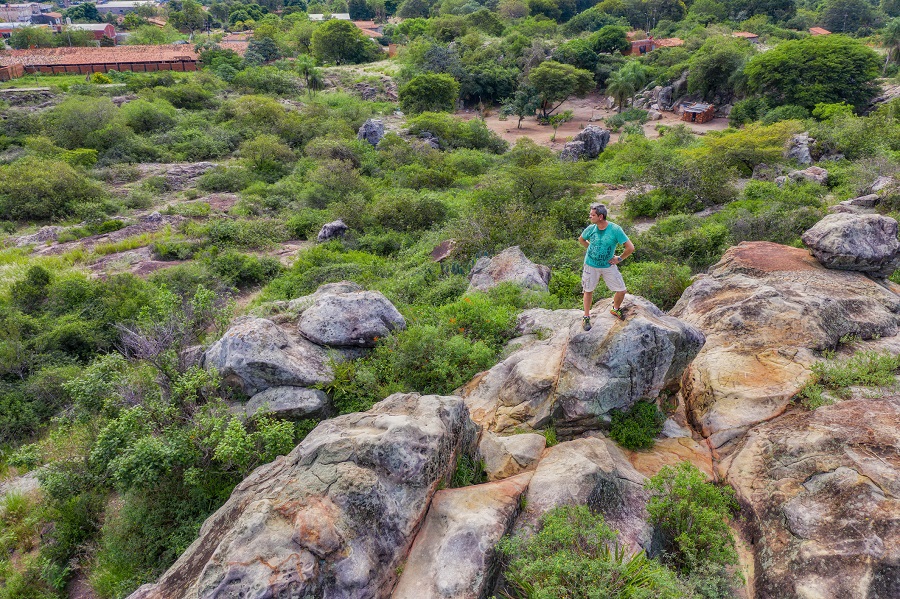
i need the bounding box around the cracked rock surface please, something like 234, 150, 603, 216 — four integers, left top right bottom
671, 241, 900, 453
128, 392, 477, 599
721, 395, 900, 599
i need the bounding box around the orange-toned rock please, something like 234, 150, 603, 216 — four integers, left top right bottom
392, 473, 532, 599
624, 437, 715, 480
722, 396, 900, 599
671, 241, 900, 452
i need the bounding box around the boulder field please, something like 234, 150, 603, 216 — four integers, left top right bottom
131, 227, 900, 598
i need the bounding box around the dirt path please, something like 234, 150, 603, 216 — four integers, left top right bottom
456, 92, 730, 150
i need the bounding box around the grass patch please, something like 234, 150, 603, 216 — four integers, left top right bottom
449, 453, 487, 488
798, 350, 900, 408
609, 400, 664, 450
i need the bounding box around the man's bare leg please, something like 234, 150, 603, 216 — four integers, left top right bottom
613, 290, 626, 310
583, 291, 593, 317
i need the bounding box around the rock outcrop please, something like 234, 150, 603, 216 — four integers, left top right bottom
317, 219, 349, 243
479, 431, 546, 481
788, 165, 829, 185
203, 317, 333, 395
392, 473, 532, 599
785, 133, 813, 165
559, 140, 586, 161
467, 246, 551, 293
128, 392, 477, 599
515, 436, 651, 553
722, 396, 900, 599
801, 213, 900, 278
298, 289, 406, 348
357, 118, 385, 146
572, 125, 611, 159
671, 241, 900, 452
460, 297, 704, 436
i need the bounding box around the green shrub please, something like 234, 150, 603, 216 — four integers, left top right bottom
399, 73, 460, 114
609, 400, 664, 450
646, 462, 740, 597
196, 218, 289, 249
372, 191, 449, 232
119, 99, 177, 134
800, 350, 900, 402
622, 261, 692, 311
406, 112, 508, 153
761, 104, 809, 125
197, 166, 256, 192
209, 251, 282, 288
0, 157, 105, 221
498, 505, 690, 599
449, 453, 487, 488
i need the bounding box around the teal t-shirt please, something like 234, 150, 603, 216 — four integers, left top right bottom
582, 222, 629, 268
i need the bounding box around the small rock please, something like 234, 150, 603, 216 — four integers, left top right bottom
479, 431, 546, 481
802, 213, 900, 278
316, 219, 348, 243
647, 109, 662, 121
15, 225, 63, 247
845, 194, 880, 208
357, 118, 385, 147
788, 166, 828, 185
661, 418, 692, 438
869, 176, 894, 193
468, 246, 551, 293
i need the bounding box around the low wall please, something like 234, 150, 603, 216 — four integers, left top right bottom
0, 63, 25, 81
22, 60, 198, 76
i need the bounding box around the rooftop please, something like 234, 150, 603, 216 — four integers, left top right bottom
67, 23, 113, 30
809, 27, 831, 35
683, 102, 714, 113
0, 44, 202, 66
308, 13, 351, 21
97, 1, 156, 6
732, 31, 758, 38
654, 37, 684, 47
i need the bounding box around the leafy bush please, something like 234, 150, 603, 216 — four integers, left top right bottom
119, 99, 177, 134
761, 104, 809, 125
197, 166, 256, 192
372, 191, 449, 232
399, 73, 461, 114
609, 400, 664, 450
647, 462, 740, 598
498, 505, 690, 599
0, 157, 105, 221
209, 251, 282, 288
406, 112, 508, 153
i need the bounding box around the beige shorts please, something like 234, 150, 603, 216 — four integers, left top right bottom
582, 263, 626, 293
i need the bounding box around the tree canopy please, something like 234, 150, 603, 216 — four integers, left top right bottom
527, 60, 594, 118
311, 19, 383, 65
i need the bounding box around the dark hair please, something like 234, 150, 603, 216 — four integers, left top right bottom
590, 203, 608, 220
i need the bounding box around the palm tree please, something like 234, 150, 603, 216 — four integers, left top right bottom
620, 61, 649, 109
605, 70, 635, 113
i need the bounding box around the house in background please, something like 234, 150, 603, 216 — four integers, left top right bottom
0, 21, 40, 38
66, 22, 116, 40
352, 20, 382, 38
31, 10, 62, 27
0, 3, 43, 23
680, 102, 716, 123
95, 1, 157, 16
809, 27, 831, 35
623, 32, 684, 55
732, 31, 759, 43
307, 13, 351, 21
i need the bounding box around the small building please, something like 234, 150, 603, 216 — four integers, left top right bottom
809, 27, 831, 35
624, 30, 653, 56
654, 37, 684, 48
0, 43, 213, 77
307, 13, 351, 21
0, 21, 35, 38
732, 31, 759, 43
681, 102, 716, 124
0, 3, 42, 23
353, 20, 383, 38
95, 1, 156, 15
66, 22, 116, 40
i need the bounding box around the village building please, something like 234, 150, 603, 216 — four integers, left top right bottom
0, 44, 213, 79
0, 3, 44, 23
352, 20, 383, 38
732, 31, 759, 43
809, 27, 831, 35
623, 32, 684, 55
66, 22, 116, 40
680, 102, 716, 123
95, 1, 157, 15
307, 13, 351, 21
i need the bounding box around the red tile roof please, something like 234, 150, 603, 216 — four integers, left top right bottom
654, 37, 684, 47
352, 20, 378, 29
809, 27, 831, 35
732, 31, 758, 38
0, 45, 201, 66
358, 28, 382, 38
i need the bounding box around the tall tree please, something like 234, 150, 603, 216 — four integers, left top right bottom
744, 35, 881, 110
605, 69, 635, 112
528, 60, 595, 119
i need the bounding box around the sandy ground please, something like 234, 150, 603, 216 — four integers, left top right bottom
456, 92, 730, 150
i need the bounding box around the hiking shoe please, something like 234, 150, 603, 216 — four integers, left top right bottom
582, 316, 592, 331
610, 307, 625, 320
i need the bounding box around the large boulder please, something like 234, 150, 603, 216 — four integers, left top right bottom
460, 296, 704, 437
788, 166, 829, 185
801, 213, 900, 278
467, 246, 551, 293
671, 241, 900, 452
572, 125, 611, 159
357, 118, 385, 147
784, 133, 813, 165
231, 386, 331, 421
298, 289, 406, 348
514, 436, 651, 553
392, 473, 532, 599
478, 431, 546, 481
559, 140, 585, 162
127, 392, 478, 599
203, 317, 333, 395
722, 396, 900, 599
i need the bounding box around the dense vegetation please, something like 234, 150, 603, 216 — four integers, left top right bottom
2, 0, 900, 596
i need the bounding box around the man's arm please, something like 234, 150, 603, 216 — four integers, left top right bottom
578, 236, 589, 249
610, 240, 635, 264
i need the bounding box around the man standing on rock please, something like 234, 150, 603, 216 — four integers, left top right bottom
579, 203, 634, 330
